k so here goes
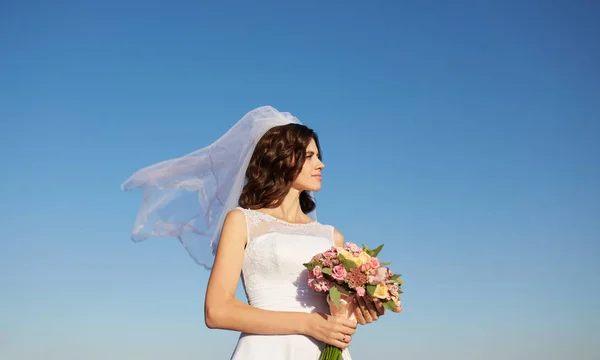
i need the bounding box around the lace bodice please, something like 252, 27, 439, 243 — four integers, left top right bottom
235, 207, 335, 312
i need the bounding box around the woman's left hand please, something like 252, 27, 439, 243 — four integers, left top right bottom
354, 295, 385, 325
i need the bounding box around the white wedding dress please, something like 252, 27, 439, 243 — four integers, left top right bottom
230, 207, 353, 360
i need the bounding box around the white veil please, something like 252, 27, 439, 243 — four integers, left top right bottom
121, 106, 313, 269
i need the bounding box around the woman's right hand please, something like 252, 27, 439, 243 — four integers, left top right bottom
304, 312, 357, 349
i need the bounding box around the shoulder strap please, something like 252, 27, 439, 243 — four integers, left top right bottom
234, 207, 263, 242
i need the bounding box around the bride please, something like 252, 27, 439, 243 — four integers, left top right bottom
122, 106, 387, 359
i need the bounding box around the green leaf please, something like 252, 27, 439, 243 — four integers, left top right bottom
370, 244, 384, 257
341, 259, 357, 269
339, 253, 357, 269
366, 284, 377, 296
329, 287, 341, 307
389, 273, 403, 285
303, 262, 314, 271
383, 299, 397, 311
322, 267, 333, 276
380, 262, 392, 266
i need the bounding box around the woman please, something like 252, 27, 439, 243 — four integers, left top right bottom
122, 106, 386, 359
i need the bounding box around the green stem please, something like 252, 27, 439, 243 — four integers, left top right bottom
320, 345, 342, 360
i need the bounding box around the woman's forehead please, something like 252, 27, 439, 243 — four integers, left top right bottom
306, 138, 318, 150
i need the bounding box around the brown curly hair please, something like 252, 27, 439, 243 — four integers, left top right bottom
238, 123, 322, 214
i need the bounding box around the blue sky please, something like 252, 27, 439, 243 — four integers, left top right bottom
1, 0, 599, 359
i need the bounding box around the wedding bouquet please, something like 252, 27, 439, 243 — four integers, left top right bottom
303, 242, 403, 360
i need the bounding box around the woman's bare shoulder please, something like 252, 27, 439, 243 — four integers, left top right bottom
219, 208, 248, 242
333, 227, 344, 247
226, 207, 246, 222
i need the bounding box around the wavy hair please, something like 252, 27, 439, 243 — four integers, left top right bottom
238, 123, 322, 214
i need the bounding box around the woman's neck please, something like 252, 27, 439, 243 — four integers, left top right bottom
265, 188, 307, 223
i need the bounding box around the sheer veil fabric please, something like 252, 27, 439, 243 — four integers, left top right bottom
121, 106, 316, 269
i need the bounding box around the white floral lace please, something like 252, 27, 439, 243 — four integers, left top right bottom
229, 208, 352, 359
237, 207, 332, 242
235, 207, 335, 297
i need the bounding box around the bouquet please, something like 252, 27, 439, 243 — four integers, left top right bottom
303, 242, 403, 360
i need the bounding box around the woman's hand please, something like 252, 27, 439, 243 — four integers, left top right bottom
305, 312, 357, 349
354, 295, 385, 325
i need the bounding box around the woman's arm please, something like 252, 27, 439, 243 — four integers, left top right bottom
204, 210, 357, 348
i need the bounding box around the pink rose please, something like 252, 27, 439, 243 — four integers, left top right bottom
344, 242, 362, 255
373, 267, 389, 283
369, 257, 380, 268
308, 278, 320, 292
318, 278, 332, 291
356, 286, 366, 297
331, 265, 348, 281
314, 279, 325, 292
324, 247, 338, 257
313, 266, 323, 278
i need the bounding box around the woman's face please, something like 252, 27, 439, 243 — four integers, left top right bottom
292, 138, 325, 192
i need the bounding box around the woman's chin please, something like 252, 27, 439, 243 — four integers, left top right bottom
308, 184, 322, 192
295, 182, 322, 193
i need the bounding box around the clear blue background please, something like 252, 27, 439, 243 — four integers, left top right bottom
1, 1, 599, 359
